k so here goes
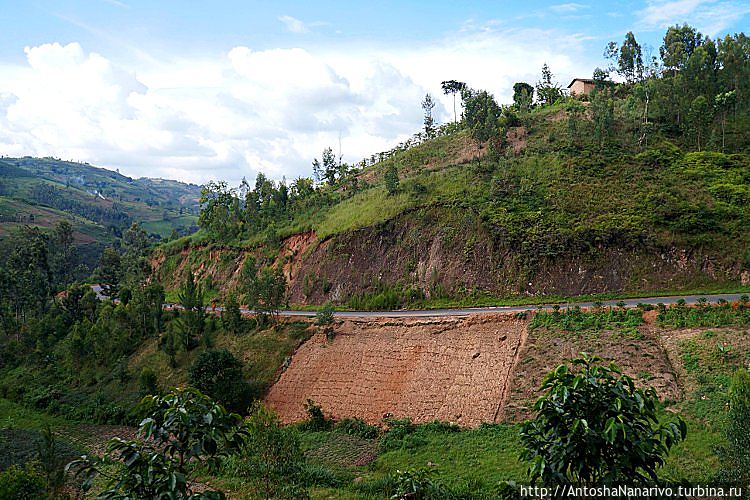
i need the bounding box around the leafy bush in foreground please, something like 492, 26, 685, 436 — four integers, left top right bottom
520, 354, 686, 486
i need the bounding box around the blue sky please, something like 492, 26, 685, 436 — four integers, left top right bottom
1, 0, 749, 183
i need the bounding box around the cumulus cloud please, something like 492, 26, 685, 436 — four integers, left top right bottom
0, 27, 595, 185
636, 0, 750, 36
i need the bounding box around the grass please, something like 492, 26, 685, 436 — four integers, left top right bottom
0, 399, 69, 431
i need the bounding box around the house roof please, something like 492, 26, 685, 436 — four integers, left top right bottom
567, 78, 595, 88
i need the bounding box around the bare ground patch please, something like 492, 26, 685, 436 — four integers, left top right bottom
265, 314, 527, 427
504, 325, 682, 422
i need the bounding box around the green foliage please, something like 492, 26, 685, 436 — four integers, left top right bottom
221, 293, 243, 333
530, 306, 644, 332
138, 368, 159, 396
241, 259, 287, 322
188, 349, 256, 413
231, 401, 308, 499
69, 388, 246, 498
0, 462, 48, 500
657, 301, 750, 328
384, 164, 400, 195
512, 82, 534, 112
301, 399, 333, 432
334, 418, 381, 440
391, 467, 448, 499
535, 64, 563, 106
520, 355, 687, 485
176, 270, 206, 349
716, 368, 750, 485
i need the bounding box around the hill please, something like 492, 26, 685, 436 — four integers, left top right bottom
0, 156, 201, 273
152, 25, 750, 307
153, 111, 750, 307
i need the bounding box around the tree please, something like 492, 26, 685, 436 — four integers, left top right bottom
5, 226, 52, 325
717, 368, 750, 486
236, 402, 307, 500
520, 355, 687, 486
189, 349, 255, 413
121, 222, 152, 289
199, 181, 238, 239
688, 95, 711, 151
69, 388, 247, 498
619, 32, 644, 83
422, 93, 436, 138
312, 147, 338, 185
222, 292, 243, 333
591, 89, 615, 146
385, 164, 399, 195
49, 220, 75, 288
715, 90, 736, 151
462, 88, 503, 164
660, 24, 704, 71
440, 80, 466, 123
512, 82, 534, 112
176, 271, 206, 349
242, 260, 287, 323
536, 64, 563, 106
96, 247, 122, 299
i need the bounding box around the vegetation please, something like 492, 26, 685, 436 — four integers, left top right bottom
520, 355, 686, 485
1, 22, 750, 499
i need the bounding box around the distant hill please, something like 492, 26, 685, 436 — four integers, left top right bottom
0, 156, 201, 270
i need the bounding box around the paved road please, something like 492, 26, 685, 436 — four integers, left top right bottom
89, 285, 745, 318
245, 293, 747, 318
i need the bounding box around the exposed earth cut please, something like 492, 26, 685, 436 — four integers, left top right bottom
266, 314, 526, 427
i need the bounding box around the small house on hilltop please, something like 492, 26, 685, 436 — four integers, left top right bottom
567, 78, 595, 96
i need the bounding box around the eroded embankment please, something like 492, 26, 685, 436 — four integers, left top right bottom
265, 314, 526, 427
266, 313, 687, 427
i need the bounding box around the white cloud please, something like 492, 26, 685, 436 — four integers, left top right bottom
636, 0, 750, 36
278, 15, 309, 34
0, 28, 596, 185
550, 3, 588, 13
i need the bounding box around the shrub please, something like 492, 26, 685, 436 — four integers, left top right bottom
716, 368, 750, 485
0, 462, 48, 500
391, 467, 449, 499
521, 354, 687, 485
232, 401, 307, 499
334, 418, 380, 439
520, 354, 687, 486
188, 349, 256, 414
300, 399, 332, 432
138, 368, 159, 396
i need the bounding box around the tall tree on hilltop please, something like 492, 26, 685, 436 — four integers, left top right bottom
441, 80, 466, 123
422, 93, 436, 138
660, 24, 705, 72
312, 147, 338, 185
512, 82, 534, 113
536, 64, 562, 106
619, 32, 644, 83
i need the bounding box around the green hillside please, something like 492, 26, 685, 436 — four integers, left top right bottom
154, 27, 750, 307
0, 156, 201, 273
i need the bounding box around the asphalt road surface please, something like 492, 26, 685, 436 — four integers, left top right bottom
250, 293, 747, 318
89, 286, 745, 318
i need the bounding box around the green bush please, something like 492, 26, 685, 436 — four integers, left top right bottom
138, 368, 159, 396
0, 462, 48, 500
520, 354, 686, 486
716, 368, 750, 485
334, 418, 380, 440
299, 399, 332, 432
188, 349, 257, 413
